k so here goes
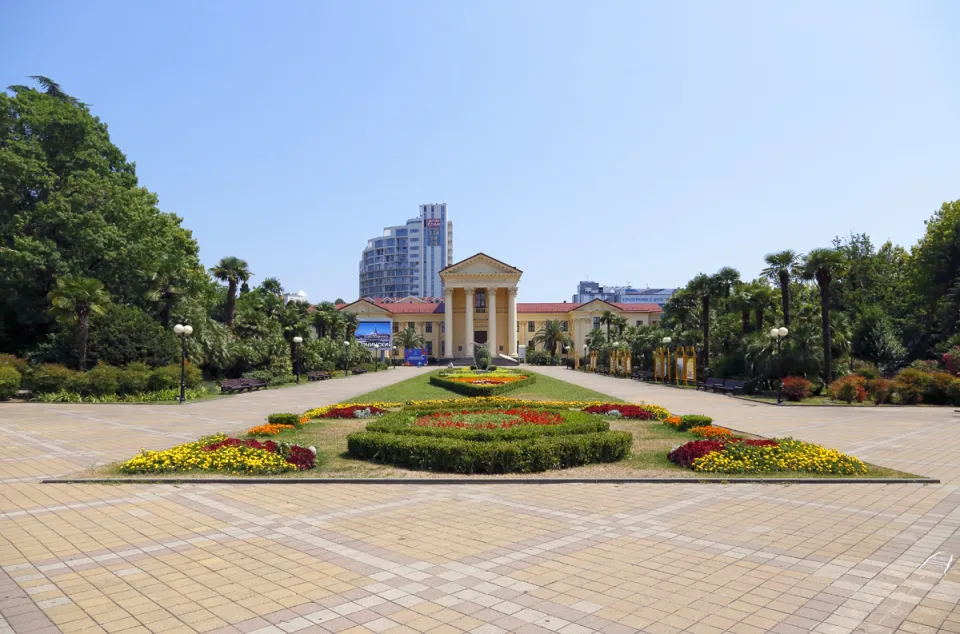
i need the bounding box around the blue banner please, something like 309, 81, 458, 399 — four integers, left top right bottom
404, 348, 427, 367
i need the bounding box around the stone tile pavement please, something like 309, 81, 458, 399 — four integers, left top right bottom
0, 367, 958, 633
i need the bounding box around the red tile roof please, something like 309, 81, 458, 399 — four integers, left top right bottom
335, 299, 661, 315
517, 302, 661, 313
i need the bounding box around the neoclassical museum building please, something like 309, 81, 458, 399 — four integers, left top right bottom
338, 253, 662, 361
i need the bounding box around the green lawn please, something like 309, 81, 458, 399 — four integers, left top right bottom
344, 369, 622, 404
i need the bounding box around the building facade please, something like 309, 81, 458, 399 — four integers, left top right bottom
573, 281, 676, 307
341, 253, 662, 360
358, 203, 453, 299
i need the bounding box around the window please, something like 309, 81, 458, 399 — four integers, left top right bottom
636, 320, 643, 327
528, 321, 535, 332
426, 341, 433, 355
474, 290, 486, 313
407, 322, 414, 330
561, 321, 568, 332
593, 317, 601, 329
425, 322, 433, 333
516, 321, 520, 332
392, 322, 399, 333
441, 322, 445, 333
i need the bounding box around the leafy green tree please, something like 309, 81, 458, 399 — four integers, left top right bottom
801, 248, 846, 383
0, 78, 201, 355
210, 256, 251, 329
87, 305, 178, 367
852, 308, 905, 371
47, 275, 110, 370
761, 250, 802, 327
585, 328, 606, 351
531, 319, 573, 363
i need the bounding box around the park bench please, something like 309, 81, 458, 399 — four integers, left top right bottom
597, 365, 611, 376
716, 379, 747, 395
351, 367, 368, 375
306, 371, 332, 381
218, 378, 268, 394
697, 377, 726, 392
631, 370, 652, 381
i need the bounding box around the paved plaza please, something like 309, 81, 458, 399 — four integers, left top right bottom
1, 368, 958, 634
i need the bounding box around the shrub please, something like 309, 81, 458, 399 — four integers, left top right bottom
0, 365, 22, 400
893, 368, 927, 404
868, 378, 894, 405
856, 367, 880, 380
267, 413, 302, 427
678, 414, 713, 431
80, 363, 120, 396
474, 345, 491, 371
949, 379, 960, 406
429, 373, 536, 396
909, 359, 939, 373
118, 362, 151, 394
149, 363, 202, 391
781, 376, 813, 402
0, 355, 29, 375
922, 372, 956, 405
26, 363, 76, 393
348, 431, 632, 474
828, 376, 867, 403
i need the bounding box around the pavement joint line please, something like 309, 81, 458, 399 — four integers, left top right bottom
42, 476, 942, 484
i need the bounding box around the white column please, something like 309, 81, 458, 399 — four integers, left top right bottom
487, 286, 498, 355
464, 287, 475, 357
443, 287, 454, 359
507, 287, 518, 356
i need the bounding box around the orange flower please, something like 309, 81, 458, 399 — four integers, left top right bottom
247, 423, 295, 437
690, 426, 733, 439
664, 416, 682, 427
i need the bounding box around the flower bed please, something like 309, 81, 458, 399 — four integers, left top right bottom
248, 423, 295, 436
582, 404, 657, 420
120, 435, 316, 475
429, 372, 536, 396
668, 437, 866, 475
690, 426, 733, 439
347, 407, 631, 473
663, 414, 713, 431
301, 398, 669, 420
319, 405, 387, 419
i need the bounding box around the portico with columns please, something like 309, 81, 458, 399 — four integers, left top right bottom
440, 253, 522, 360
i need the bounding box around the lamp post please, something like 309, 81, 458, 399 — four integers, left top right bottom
769, 327, 788, 404
343, 340, 350, 378
293, 336, 303, 384
847, 340, 854, 373
661, 336, 672, 384
172, 323, 193, 403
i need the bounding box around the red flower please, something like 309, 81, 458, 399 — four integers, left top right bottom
412, 408, 563, 429
668, 438, 777, 468
583, 404, 655, 420
321, 405, 386, 418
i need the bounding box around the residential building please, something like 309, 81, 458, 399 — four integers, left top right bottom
573, 281, 675, 307
341, 253, 662, 360
283, 290, 308, 304
358, 203, 453, 299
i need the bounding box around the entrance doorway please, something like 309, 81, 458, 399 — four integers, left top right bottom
474, 331, 487, 345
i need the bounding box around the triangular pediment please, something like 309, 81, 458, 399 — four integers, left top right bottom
338, 299, 393, 316
440, 253, 523, 278
573, 299, 619, 312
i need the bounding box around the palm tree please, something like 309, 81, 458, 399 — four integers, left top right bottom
47, 275, 110, 370
713, 266, 741, 298
260, 277, 283, 296
801, 248, 846, 383
687, 274, 716, 369
531, 320, 573, 363
761, 250, 802, 327
312, 302, 337, 338
611, 315, 628, 336
396, 327, 425, 350
749, 283, 775, 332
144, 270, 184, 329
599, 310, 617, 340
728, 286, 753, 334
210, 256, 252, 329
585, 328, 606, 351
343, 313, 359, 339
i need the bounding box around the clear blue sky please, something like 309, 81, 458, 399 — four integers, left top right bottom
3, 1, 958, 301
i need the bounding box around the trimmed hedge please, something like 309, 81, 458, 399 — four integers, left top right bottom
347, 430, 632, 474
677, 414, 713, 431
365, 416, 609, 442
429, 373, 536, 396
267, 413, 302, 427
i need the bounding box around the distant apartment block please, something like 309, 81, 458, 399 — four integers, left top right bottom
573, 281, 676, 307
359, 204, 453, 299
